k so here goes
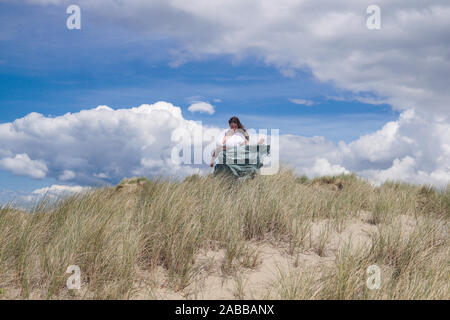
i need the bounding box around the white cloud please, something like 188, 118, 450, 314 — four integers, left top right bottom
59, 170, 75, 181
32, 185, 90, 197
188, 101, 215, 115
0, 184, 90, 208
281, 108, 450, 188
24, 0, 450, 117
359, 156, 450, 188
279, 134, 343, 175
93, 172, 109, 179
0, 102, 448, 193
17, 184, 91, 206
0, 102, 210, 185
289, 98, 315, 106
311, 158, 349, 176
13, 1, 448, 188
341, 109, 450, 174
0, 153, 47, 179
6, 0, 450, 188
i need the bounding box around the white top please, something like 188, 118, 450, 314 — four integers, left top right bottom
212, 129, 247, 164
217, 129, 247, 148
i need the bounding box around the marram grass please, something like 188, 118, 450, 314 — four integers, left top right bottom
0, 169, 448, 299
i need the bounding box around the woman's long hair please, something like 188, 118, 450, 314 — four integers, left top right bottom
229, 116, 249, 140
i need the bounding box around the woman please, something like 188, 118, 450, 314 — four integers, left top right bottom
209, 116, 255, 167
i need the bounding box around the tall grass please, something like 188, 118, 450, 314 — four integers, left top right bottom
0, 169, 448, 299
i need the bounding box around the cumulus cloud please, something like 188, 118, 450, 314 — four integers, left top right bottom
19, 184, 90, 207
0, 153, 48, 179
59, 170, 75, 181
23, 0, 450, 117
311, 158, 349, 176
0, 184, 90, 208
4, 1, 450, 188
188, 101, 215, 115
282, 108, 450, 187
31, 184, 90, 197
0, 102, 448, 191
0, 102, 213, 185
289, 99, 315, 107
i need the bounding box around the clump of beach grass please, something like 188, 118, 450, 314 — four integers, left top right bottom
0, 168, 448, 299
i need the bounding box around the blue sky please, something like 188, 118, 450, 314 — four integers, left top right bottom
1, 1, 448, 201
0, 2, 396, 128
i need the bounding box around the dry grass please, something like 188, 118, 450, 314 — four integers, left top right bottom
0, 169, 448, 299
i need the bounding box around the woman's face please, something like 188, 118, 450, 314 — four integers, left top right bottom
229, 122, 238, 130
